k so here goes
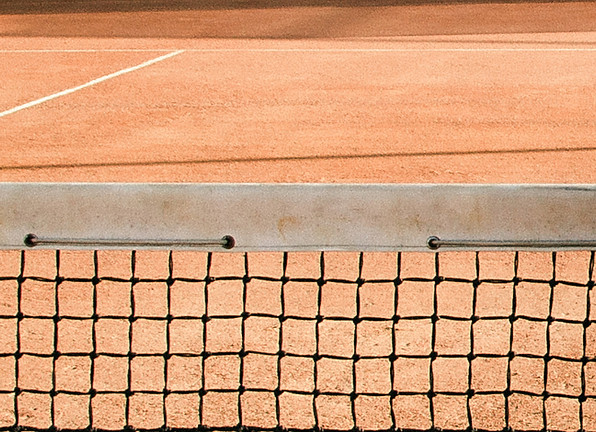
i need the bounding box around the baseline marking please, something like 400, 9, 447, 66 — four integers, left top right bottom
1, 47, 596, 53
0, 50, 184, 118
0, 49, 176, 53
189, 47, 596, 52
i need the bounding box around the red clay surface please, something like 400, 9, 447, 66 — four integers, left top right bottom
0, 1, 595, 183
1, 3, 596, 429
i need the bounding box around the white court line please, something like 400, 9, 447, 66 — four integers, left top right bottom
0, 49, 176, 53
0, 49, 184, 118
189, 47, 596, 52
1, 47, 596, 53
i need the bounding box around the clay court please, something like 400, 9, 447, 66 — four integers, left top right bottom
0, 2, 595, 432
0, 1, 595, 183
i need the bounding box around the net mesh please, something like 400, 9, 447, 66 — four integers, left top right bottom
0, 249, 595, 432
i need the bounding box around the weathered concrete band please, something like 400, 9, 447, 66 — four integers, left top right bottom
0, 183, 593, 251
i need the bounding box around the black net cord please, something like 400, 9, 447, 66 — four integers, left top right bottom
1, 250, 596, 432
503, 251, 520, 430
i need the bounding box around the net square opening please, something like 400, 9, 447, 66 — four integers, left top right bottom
95, 319, 129, 354
244, 316, 280, 354
207, 280, 243, 316
55, 356, 91, 392
471, 357, 508, 392
209, 252, 245, 279
96, 250, 132, 280
169, 318, 203, 354
94, 356, 128, 391
436, 281, 473, 318
433, 395, 468, 430
133, 251, 170, 280
246, 252, 284, 279
54, 394, 90, 430
165, 393, 199, 428
551, 284, 588, 322
170, 281, 205, 317
280, 356, 314, 393
392, 395, 431, 430
205, 318, 242, 353
470, 394, 505, 431
320, 282, 357, 318
279, 393, 314, 429
355, 395, 392, 430
585, 362, 596, 396
21, 281, 55, 317
432, 357, 469, 393
285, 252, 320, 280
20, 318, 54, 355
57, 319, 93, 353
355, 358, 391, 394
17, 393, 51, 429
435, 319, 471, 356
131, 319, 167, 354
438, 252, 476, 280
400, 252, 435, 280
510, 357, 545, 394
128, 393, 164, 429
317, 358, 353, 394
133, 282, 168, 318
243, 353, 278, 391
517, 252, 554, 281
0, 280, 17, 316
394, 319, 432, 356
360, 252, 398, 281
204, 355, 240, 391
359, 282, 395, 319
246, 280, 281, 316
475, 283, 513, 317
202, 391, 238, 428
515, 282, 550, 319
393, 357, 430, 393
473, 319, 511, 356
549, 321, 584, 359
555, 251, 593, 284
316, 395, 354, 430
22, 250, 56, 279
18, 355, 52, 391
545, 397, 580, 432
319, 320, 355, 358
397, 282, 434, 317
547, 359, 582, 397
512, 319, 547, 356
57, 251, 95, 280
58, 281, 93, 318
91, 393, 126, 430
167, 356, 202, 392
0, 319, 17, 354
131, 356, 165, 392
96, 281, 131, 317
477, 252, 516, 281
0, 357, 15, 391
357, 320, 392, 357
281, 319, 316, 356
0, 393, 15, 428
170, 251, 207, 280
322, 252, 360, 281
283, 282, 318, 317
241, 391, 277, 428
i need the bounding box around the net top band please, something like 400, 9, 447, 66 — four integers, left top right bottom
0, 183, 594, 251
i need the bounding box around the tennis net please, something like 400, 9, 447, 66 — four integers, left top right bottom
0, 183, 594, 432
1, 250, 595, 431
